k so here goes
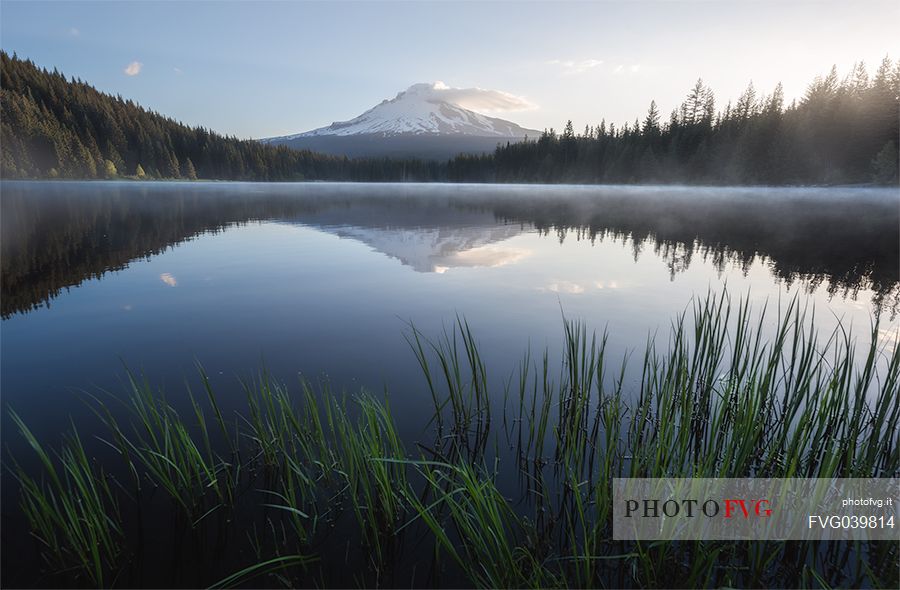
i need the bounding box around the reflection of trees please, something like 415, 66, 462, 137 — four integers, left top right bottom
2, 182, 897, 318
484, 189, 899, 315
1, 184, 318, 317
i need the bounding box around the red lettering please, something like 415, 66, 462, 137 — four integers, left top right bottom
755, 499, 771, 517
724, 499, 750, 518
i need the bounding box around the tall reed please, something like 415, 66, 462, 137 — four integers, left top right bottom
7, 290, 898, 588
10, 413, 123, 586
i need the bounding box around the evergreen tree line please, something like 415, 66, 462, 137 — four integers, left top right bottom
1, 51, 441, 182
449, 59, 900, 185
2, 50, 898, 185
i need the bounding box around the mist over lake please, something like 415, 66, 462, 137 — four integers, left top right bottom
2, 180, 896, 435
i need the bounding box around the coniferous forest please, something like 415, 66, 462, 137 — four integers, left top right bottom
0, 52, 442, 182
452, 60, 900, 185
2, 50, 898, 185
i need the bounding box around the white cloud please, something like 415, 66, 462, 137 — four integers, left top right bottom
548, 59, 604, 75
159, 273, 177, 287
124, 61, 143, 76
542, 280, 586, 294
438, 245, 531, 270
68, 27, 80, 37
173, 67, 183, 75
408, 81, 536, 113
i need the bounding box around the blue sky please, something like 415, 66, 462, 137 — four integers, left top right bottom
2, 1, 898, 138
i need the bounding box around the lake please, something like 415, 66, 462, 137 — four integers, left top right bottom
1, 181, 898, 588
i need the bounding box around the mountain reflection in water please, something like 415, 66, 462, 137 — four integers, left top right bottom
2, 181, 897, 319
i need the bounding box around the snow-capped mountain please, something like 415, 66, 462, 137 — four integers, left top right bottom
262, 82, 540, 159
329, 224, 527, 273
277, 202, 529, 273
275, 82, 537, 139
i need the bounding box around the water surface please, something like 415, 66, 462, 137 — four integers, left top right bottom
1, 181, 897, 586
3, 180, 897, 426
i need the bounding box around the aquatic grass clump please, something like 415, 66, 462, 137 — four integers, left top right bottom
242, 372, 302, 471
241, 384, 322, 550
245, 379, 412, 560
404, 290, 899, 587
400, 458, 556, 589
407, 316, 492, 462
6, 290, 898, 588
10, 413, 123, 587
623, 292, 900, 482
331, 394, 410, 561
90, 371, 236, 518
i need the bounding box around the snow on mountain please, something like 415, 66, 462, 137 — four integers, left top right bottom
329, 223, 528, 273
267, 82, 539, 141
276, 202, 530, 273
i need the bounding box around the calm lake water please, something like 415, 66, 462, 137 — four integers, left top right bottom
1, 181, 898, 586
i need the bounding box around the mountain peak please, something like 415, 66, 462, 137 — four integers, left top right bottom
267, 82, 539, 141
402, 81, 448, 95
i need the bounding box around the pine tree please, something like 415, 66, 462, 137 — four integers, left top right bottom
166, 151, 180, 178
682, 79, 706, 125
735, 82, 758, 120
765, 83, 784, 114
182, 157, 197, 180
871, 141, 899, 183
